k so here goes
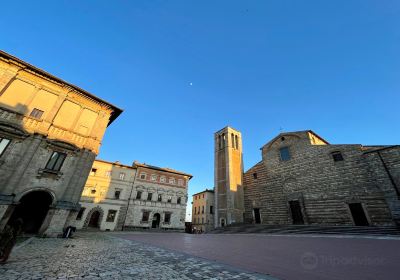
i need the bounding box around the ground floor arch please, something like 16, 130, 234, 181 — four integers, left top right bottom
83, 206, 104, 229
8, 190, 53, 234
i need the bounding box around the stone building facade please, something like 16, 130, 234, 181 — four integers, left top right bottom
74, 159, 136, 231
214, 126, 245, 227
0, 51, 122, 236
75, 159, 192, 231
240, 130, 400, 226
192, 189, 214, 232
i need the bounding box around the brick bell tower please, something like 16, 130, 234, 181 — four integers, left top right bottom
214, 126, 244, 228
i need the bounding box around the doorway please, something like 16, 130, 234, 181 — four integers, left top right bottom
289, 200, 304, 225
8, 191, 53, 234
254, 208, 261, 224
88, 211, 101, 228
348, 203, 369, 226
152, 213, 160, 228
220, 218, 225, 227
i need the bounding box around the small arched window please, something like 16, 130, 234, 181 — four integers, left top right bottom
231, 133, 235, 148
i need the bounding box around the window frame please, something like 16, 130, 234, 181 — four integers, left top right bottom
136, 191, 142, 200
0, 137, 11, 157
30, 108, 44, 119
119, 172, 125, 180
164, 212, 171, 224
106, 210, 117, 222
177, 197, 181, 204
114, 189, 121, 199
141, 211, 150, 222
331, 151, 344, 162
157, 194, 162, 202
45, 151, 67, 172
279, 146, 291, 161
140, 173, 146, 180
147, 192, 153, 201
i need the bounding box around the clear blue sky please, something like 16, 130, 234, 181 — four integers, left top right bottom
2, 1, 399, 218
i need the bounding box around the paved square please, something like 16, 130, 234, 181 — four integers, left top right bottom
116, 232, 400, 280
0, 233, 274, 280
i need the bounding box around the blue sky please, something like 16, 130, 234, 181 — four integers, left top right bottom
2, 1, 399, 219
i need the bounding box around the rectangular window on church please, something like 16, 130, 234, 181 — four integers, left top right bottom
332, 151, 344, 162
136, 191, 142, 200
106, 210, 117, 222
279, 147, 291, 161
147, 192, 153, 201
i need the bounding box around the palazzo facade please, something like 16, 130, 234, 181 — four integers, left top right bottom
74, 159, 192, 231
0, 51, 121, 236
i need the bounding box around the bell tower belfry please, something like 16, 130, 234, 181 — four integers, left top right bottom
214, 126, 244, 228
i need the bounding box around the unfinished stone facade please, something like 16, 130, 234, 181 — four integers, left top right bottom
242, 130, 400, 226
192, 189, 214, 232
0, 51, 122, 236
75, 159, 192, 231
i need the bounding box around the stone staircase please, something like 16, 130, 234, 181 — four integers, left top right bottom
208, 224, 400, 236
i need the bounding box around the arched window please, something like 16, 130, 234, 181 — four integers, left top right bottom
235, 135, 238, 149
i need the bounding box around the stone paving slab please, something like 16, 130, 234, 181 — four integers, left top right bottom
0, 233, 277, 280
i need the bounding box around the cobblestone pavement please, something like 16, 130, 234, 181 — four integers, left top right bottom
0, 233, 276, 280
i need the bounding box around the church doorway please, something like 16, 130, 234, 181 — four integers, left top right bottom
152, 213, 161, 228
88, 211, 101, 228
289, 200, 304, 225
254, 208, 261, 224
8, 191, 52, 234
348, 203, 369, 226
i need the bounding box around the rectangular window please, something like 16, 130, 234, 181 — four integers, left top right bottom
106, 210, 117, 222
178, 179, 183, 186
332, 151, 344, 162
253, 172, 258, 179
105, 170, 111, 177
136, 191, 142, 200
30, 108, 44, 119
142, 211, 150, 222
90, 168, 97, 176
114, 189, 121, 199
140, 173, 146, 179
45, 151, 66, 171
164, 213, 171, 224
177, 197, 181, 204
147, 192, 153, 201
0, 137, 11, 157
210, 206, 213, 214
169, 178, 175, 184
158, 194, 162, 202
202, 206, 204, 214
76, 207, 85, 220
167, 196, 172, 203
279, 147, 291, 161
151, 174, 157, 181
119, 172, 125, 180
160, 176, 166, 183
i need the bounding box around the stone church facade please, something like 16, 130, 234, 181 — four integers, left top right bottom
0, 51, 122, 236
215, 127, 400, 227
74, 159, 191, 231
